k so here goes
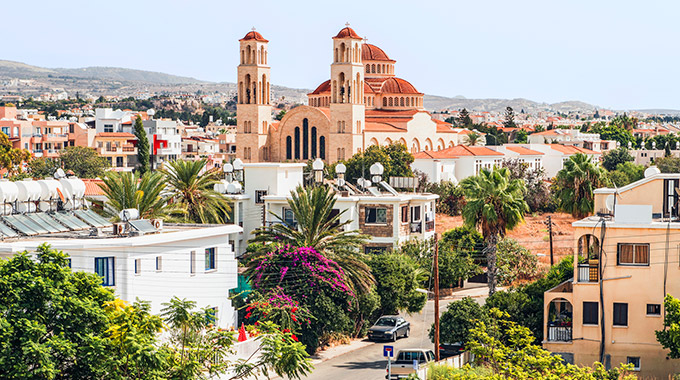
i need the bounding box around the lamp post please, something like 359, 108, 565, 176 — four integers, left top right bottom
370, 162, 384, 184
312, 158, 324, 183
336, 163, 346, 187
232, 158, 244, 182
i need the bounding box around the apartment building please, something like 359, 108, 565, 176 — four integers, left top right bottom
142, 119, 181, 169
219, 162, 437, 257
543, 168, 680, 378
93, 132, 138, 171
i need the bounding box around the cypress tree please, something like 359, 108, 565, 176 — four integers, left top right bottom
134, 115, 150, 175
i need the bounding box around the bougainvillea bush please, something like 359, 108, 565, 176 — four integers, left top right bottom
245, 245, 358, 352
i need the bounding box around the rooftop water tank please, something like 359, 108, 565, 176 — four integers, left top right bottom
37, 179, 62, 200
59, 177, 86, 199
0, 180, 19, 203
16, 179, 41, 202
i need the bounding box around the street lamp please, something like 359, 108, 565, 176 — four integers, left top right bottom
335, 163, 346, 187
312, 158, 324, 183
232, 158, 244, 182
370, 162, 384, 184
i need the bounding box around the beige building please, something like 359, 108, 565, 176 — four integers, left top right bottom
543, 168, 680, 378
235, 26, 463, 164
93, 132, 137, 171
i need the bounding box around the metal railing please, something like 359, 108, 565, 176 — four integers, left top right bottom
547, 326, 572, 342
577, 263, 598, 282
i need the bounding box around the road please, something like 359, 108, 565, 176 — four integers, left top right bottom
301, 286, 489, 380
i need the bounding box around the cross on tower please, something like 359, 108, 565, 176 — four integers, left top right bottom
345, 22, 350, 27
251, 26, 256, 31
363, 36, 368, 43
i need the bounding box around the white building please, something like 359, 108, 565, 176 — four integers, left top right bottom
222, 162, 438, 256
507, 143, 601, 178
94, 108, 134, 133
143, 119, 182, 168
412, 145, 504, 184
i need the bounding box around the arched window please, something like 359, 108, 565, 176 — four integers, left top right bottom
320, 136, 326, 159
383, 97, 387, 107
406, 97, 410, 107
335, 48, 338, 63
257, 50, 261, 64
286, 136, 292, 160
311, 126, 317, 158
365, 64, 370, 73
377, 65, 381, 74
240, 50, 244, 64
389, 98, 393, 107
294, 127, 300, 159
246, 46, 251, 64
400, 97, 405, 106
371, 64, 376, 73
302, 118, 309, 159
339, 43, 346, 62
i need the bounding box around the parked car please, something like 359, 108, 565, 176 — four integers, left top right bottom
367, 316, 410, 342
439, 342, 464, 359
387, 348, 436, 379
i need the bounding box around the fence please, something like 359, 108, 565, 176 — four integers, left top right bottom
414, 351, 472, 379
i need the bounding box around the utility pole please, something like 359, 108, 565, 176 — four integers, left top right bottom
545, 215, 554, 266
433, 234, 440, 361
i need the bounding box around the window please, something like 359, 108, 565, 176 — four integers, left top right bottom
155, 256, 162, 271
205, 248, 216, 271
255, 190, 268, 204
134, 258, 141, 275
67, 258, 72, 268
613, 303, 628, 326
104, 124, 113, 133
365, 207, 387, 224
626, 356, 640, 371
206, 307, 218, 324
94, 257, 115, 286
617, 243, 649, 266
283, 208, 296, 226
664, 179, 680, 218
411, 206, 422, 222
646, 303, 661, 316
583, 302, 598, 325
401, 205, 408, 223
190, 251, 196, 274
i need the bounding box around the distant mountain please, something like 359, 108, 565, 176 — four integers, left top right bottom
0, 60, 205, 84
423, 95, 599, 114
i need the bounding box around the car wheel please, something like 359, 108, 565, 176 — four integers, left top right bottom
392, 333, 397, 342
404, 328, 410, 338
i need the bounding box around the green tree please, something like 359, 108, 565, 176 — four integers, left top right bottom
464, 131, 482, 146
0, 132, 31, 176
27, 157, 61, 178
251, 184, 372, 293
461, 168, 528, 295
162, 159, 231, 224
503, 106, 517, 129
0, 244, 116, 379
554, 153, 609, 218
655, 156, 680, 173
59, 146, 110, 178
275, 110, 286, 120
430, 297, 487, 346
591, 124, 635, 147
458, 108, 473, 128
514, 129, 528, 143
656, 294, 680, 358
601, 147, 634, 171
368, 252, 427, 316
502, 158, 555, 213
609, 162, 645, 187
133, 116, 150, 175
425, 181, 466, 216
99, 170, 183, 220
496, 238, 539, 286
341, 143, 414, 184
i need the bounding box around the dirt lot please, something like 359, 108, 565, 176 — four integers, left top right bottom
436, 212, 578, 271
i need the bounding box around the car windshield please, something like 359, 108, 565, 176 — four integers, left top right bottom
396, 351, 426, 364
375, 317, 396, 326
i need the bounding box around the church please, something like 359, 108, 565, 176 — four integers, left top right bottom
235, 25, 467, 163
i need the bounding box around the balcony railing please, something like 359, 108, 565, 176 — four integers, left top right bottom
577, 263, 598, 282
410, 222, 422, 233
547, 326, 572, 342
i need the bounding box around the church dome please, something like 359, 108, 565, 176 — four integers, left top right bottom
334, 26, 361, 39
240, 30, 268, 42
362, 44, 392, 61
380, 77, 420, 94
310, 80, 331, 95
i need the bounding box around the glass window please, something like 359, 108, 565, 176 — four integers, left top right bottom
626, 356, 640, 371
255, 190, 268, 204
190, 251, 196, 274
283, 208, 296, 226
365, 207, 387, 224
613, 303, 628, 326
156, 256, 162, 271
134, 258, 141, 275
205, 248, 216, 271
583, 302, 598, 325
94, 257, 115, 286
646, 304, 661, 316
104, 124, 113, 133
411, 206, 421, 222
401, 205, 408, 223
617, 243, 649, 266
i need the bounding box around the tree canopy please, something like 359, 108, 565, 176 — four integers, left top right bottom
340, 143, 414, 184
59, 146, 110, 178
133, 116, 150, 175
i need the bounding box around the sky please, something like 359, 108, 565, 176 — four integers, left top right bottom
4, 0, 679, 110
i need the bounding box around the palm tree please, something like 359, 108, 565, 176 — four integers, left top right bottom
461, 167, 528, 295
99, 170, 182, 221
162, 159, 231, 224
464, 132, 481, 146
250, 184, 374, 293
555, 153, 609, 218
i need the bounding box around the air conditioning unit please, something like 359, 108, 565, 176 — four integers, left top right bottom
150, 218, 163, 230
113, 222, 126, 235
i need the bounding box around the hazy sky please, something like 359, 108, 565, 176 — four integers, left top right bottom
4, 0, 679, 110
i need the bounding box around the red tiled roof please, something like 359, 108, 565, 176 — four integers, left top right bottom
240, 30, 268, 42
413, 150, 458, 159
365, 109, 419, 118
506, 146, 544, 155
96, 132, 136, 138
415, 145, 503, 159
531, 130, 561, 136
334, 26, 361, 39
362, 44, 393, 61
365, 122, 403, 132
549, 144, 600, 155
82, 179, 105, 196
310, 80, 331, 95
380, 77, 421, 94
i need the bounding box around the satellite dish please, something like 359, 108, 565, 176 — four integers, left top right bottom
54, 168, 66, 179
644, 166, 661, 178
605, 194, 615, 212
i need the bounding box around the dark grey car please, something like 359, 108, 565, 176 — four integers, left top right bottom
367, 316, 410, 342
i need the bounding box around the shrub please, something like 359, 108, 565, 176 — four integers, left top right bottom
496, 238, 540, 285
426, 181, 466, 216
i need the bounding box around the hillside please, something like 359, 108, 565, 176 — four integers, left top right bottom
423, 94, 599, 114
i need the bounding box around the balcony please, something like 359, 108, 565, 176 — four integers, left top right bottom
42, 133, 68, 142
547, 325, 572, 342
410, 222, 422, 233
577, 263, 598, 283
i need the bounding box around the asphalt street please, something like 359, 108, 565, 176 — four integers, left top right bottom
301, 297, 455, 380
